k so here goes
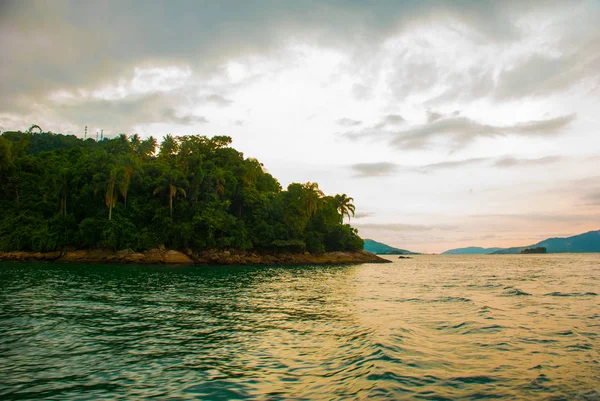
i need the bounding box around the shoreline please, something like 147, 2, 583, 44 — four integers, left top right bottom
0, 248, 391, 266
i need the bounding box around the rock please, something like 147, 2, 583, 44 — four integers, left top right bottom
122, 252, 145, 264
144, 249, 164, 264
163, 250, 193, 265
0, 248, 390, 266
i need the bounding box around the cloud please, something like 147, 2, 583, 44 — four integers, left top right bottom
350, 153, 573, 177
40, 91, 210, 134
351, 162, 397, 177
469, 213, 598, 224
336, 118, 362, 127
417, 157, 487, 172
354, 211, 375, 219
204, 94, 233, 106
381, 114, 405, 125
583, 190, 600, 206
426, 110, 443, 123
0, 1, 526, 101
494, 156, 562, 168
1, 0, 597, 140
354, 223, 457, 232
344, 113, 576, 150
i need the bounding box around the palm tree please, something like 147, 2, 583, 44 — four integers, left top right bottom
153, 171, 187, 216
334, 194, 355, 223
159, 134, 178, 159
105, 168, 119, 220
130, 133, 141, 150
54, 167, 70, 216
118, 155, 138, 208
302, 182, 324, 217
137, 136, 157, 159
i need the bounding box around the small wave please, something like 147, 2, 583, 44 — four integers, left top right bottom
544, 291, 597, 297
566, 343, 593, 350
432, 296, 472, 303
520, 337, 557, 344
463, 324, 505, 335
502, 286, 531, 296
436, 321, 470, 331
450, 375, 498, 384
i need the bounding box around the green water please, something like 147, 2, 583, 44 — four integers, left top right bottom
1, 254, 599, 400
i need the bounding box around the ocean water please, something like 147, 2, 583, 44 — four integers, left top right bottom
0, 254, 599, 400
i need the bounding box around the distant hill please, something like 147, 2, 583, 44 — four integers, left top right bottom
492, 230, 600, 254
442, 246, 504, 255
363, 239, 419, 255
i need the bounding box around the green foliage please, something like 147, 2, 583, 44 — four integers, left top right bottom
0, 130, 364, 253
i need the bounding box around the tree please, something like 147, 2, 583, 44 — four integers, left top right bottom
334, 194, 355, 223
105, 168, 119, 220
54, 167, 71, 216
153, 170, 187, 216
118, 155, 138, 207
302, 182, 324, 217
137, 136, 156, 159
159, 134, 178, 160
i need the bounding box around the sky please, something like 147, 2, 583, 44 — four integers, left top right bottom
1, 0, 599, 253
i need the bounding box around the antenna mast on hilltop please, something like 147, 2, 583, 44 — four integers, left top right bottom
101, 130, 103, 141
84, 126, 87, 139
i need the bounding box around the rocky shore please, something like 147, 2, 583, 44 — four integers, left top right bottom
0, 248, 390, 266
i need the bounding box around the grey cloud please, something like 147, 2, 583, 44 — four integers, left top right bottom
426, 110, 443, 123
494, 156, 562, 168
354, 211, 375, 219
336, 118, 362, 127
0, 0, 595, 133
350, 157, 488, 177
0, 1, 540, 108
387, 113, 576, 150
495, 38, 600, 99
351, 162, 397, 177
344, 113, 576, 150
160, 109, 209, 125
204, 94, 233, 106
375, 114, 405, 129
417, 157, 487, 173
383, 114, 405, 125
46, 92, 209, 134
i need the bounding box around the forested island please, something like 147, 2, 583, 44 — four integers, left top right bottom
0, 129, 387, 265
520, 247, 547, 254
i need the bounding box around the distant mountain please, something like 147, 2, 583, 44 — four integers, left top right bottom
491, 230, 600, 254
442, 246, 504, 255
363, 239, 419, 255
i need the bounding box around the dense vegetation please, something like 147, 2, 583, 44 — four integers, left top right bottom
0, 130, 362, 253
520, 247, 547, 254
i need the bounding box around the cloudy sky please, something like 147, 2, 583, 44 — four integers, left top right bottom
1, 0, 599, 252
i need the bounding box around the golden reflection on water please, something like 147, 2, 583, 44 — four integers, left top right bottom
0, 254, 599, 400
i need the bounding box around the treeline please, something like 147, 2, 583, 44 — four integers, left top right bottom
0, 130, 362, 253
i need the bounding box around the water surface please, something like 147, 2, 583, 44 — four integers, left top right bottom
1, 254, 599, 400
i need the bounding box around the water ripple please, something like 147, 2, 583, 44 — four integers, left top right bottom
1, 254, 599, 400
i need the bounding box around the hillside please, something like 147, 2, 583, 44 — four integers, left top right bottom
363, 239, 418, 255
492, 230, 600, 254
442, 246, 504, 255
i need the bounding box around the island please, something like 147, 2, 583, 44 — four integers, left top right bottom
0, 130, 389, 265
520, 247, 547, 254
